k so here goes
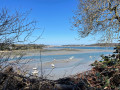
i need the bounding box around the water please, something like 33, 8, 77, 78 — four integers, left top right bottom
22, 51, 112, 63
13, 47, 114, 79
52, 46, 114, 50
15, 47, 113, 67
10, 47, 113, 68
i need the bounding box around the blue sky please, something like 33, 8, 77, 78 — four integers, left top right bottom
0, 0, 99, 45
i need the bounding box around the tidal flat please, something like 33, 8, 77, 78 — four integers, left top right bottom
1, 47, 114, 80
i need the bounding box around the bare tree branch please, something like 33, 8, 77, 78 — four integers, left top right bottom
72, 0, 120, 40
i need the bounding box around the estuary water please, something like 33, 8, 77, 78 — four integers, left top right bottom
21, 46, 114, 68
13, 46, 114, 79
52, 46, 114, 50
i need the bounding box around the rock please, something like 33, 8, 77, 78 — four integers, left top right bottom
54, 84, 73, 90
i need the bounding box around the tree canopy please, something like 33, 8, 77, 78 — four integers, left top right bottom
73, 0, 120, 42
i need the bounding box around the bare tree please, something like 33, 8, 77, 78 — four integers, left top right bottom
72, 0, 120, 42
0, 8, 42, 70
0, 8, 41, 45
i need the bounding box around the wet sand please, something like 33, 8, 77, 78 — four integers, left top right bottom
4, 48, 114, 80
9, 48, 114, 56
23, 60, 93, 80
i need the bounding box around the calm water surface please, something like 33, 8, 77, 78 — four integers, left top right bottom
20, 47, 113, 65
52, 46, 114, 50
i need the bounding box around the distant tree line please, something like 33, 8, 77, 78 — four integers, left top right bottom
0, 43, 45, 51
86, 43, 119, 47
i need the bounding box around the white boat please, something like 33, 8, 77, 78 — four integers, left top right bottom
32, 68, 39, 76
69, 56, 74, 60
51, 63, 55, 68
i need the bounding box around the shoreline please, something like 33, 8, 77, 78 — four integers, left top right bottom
2, 48, 114, 80
0, 48, 114, 59
8, 48, 114, 56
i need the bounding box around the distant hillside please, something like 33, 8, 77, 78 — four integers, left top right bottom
61, 43, 119, 47
86, 43, 119, 47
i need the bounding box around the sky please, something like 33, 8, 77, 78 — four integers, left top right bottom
0, 0, 99, 45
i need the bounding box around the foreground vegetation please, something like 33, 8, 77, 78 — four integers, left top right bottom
0, 44, 120, 90
0, 0, 120, 88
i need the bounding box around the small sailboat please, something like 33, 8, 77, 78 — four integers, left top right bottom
89, 56, 92, 59
32, 67, 39, 76
69, 56, 74, 60
53, 59, 56, 62
51, 63, 55, 68
66, 56, 74, 62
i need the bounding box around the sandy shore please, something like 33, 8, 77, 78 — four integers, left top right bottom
41, 49, 113, 56
18, 58, 92, 80
0, 48, 114, 57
